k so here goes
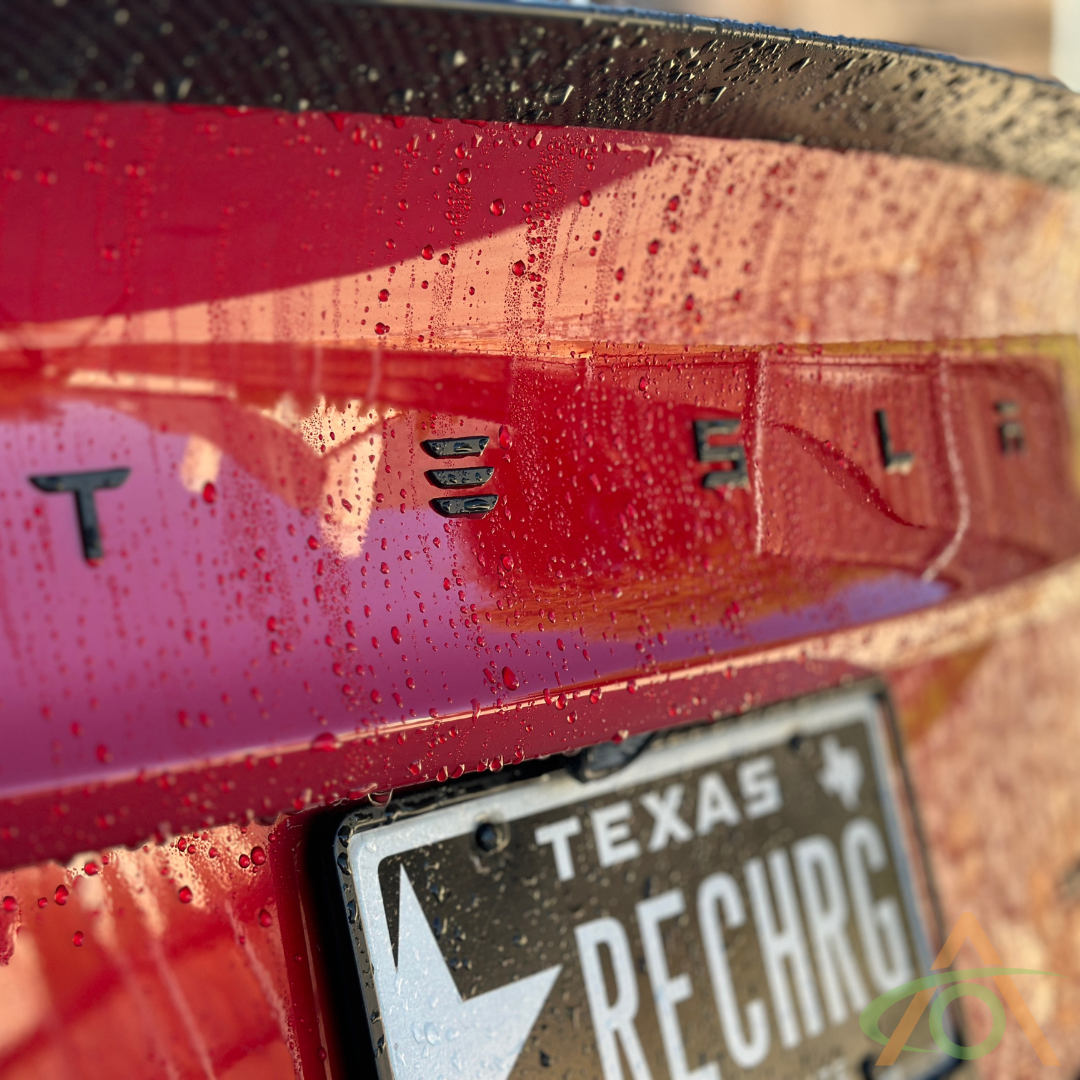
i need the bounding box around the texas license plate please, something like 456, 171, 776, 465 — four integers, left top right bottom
336, 689, 948, 1079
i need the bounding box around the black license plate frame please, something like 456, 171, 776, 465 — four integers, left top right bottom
333, 685, 953, 1080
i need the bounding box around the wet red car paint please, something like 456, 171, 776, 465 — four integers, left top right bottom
2, 98, 1080, 1077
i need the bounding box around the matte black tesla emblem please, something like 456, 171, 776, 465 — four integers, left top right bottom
875, 410, 915, 475
694, 418, 748, 488
996, 400, 1025, 454
421, 436, 498, 516
426, 467, 495, 489
421, 436, 489, 458
29, 468, 130, 562
430, 495, 499, 516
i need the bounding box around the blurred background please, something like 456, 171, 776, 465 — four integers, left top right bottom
634, 0, 1080, 90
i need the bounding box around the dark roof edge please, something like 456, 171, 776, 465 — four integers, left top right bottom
1, 0, 1078, 186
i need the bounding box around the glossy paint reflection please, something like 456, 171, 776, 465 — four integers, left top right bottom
0, 340, 1076, 865
1, 101, 1079, 866
0, 822, 305, 1080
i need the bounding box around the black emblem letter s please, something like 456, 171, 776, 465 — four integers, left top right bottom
695, 419, 748, 489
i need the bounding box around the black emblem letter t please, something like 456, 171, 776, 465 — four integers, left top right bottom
30, 468, 131, 563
